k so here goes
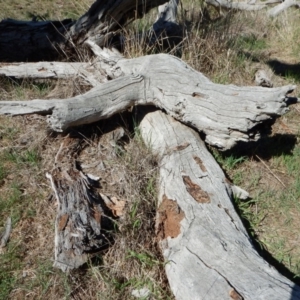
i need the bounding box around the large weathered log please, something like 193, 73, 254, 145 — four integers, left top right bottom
0, 54, 296, 150
139, 110, 300, 300
0, 0, 166, 62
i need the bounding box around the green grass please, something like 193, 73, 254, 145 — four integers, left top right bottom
233, 34, 267, 52
4, 150, 40, 168
0, 183, 23, 225
0, 242, 22, 300
284, 69, 300, 83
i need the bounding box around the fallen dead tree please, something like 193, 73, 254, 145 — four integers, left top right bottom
1, 0, 300, 299
139, 110, 300, 299
0, 53, 296, 150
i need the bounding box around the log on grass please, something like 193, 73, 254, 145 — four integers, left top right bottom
205, 0, 300, 16
139, 110, 300, 299
268, 0, 300, 16
0, 54, 296, 150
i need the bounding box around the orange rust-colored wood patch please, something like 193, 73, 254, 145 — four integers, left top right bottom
58, 214, 69, 231
182, 175, 210, 203
92, 206, 102, 224
229, 288, 243, 300
173, 142, 190, 151
156, 195, 185, 241
193, 156, 207, 172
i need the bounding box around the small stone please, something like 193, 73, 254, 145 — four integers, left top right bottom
131, 287, 151, 299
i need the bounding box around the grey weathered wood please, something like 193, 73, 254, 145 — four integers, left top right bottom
156, 0, 179, 23
268, 0, 300, 16
0, 54, 296, 150
205, 0, 266, 12
46, 139, 113, 272
139, 110, 300, 300
0, 217, 12, 249
205, 0, 300, 16
231, 184, 249, 200
255, 69, 273, 88
0, 62, 106, 87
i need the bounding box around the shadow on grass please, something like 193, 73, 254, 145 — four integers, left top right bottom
233, 200, 300, 287
221, 133, 297, 160
267, 59, 300, 80
220, 133, 300, 290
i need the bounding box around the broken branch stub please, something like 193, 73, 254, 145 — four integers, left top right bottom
0, 54, 296, 151
139, 110, 300, 299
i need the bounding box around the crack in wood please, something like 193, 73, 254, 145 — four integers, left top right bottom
229, 288, 244, 300
192, 92, 208, 99
186, 247, 244, 300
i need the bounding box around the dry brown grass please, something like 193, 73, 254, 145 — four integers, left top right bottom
1, 0, 300, 299
0, 77, 172, 299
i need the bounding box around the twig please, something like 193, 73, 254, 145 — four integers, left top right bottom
0, 217, 12, 249
255, 155, 286, 188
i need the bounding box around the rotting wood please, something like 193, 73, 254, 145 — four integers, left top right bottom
139, 110, 300, 299
182, 175, 211, 203
156, 195, 185, 240
0, 54, 296, 151
46, 138, 116, 272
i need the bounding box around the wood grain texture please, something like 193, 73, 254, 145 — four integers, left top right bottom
0, 62, 106, 87
0, 54, 296, 150
47, 139, 114, 272
139, 110, 300, 300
